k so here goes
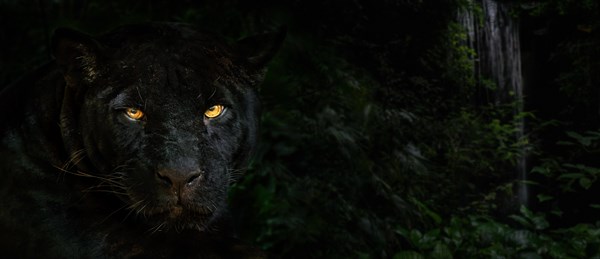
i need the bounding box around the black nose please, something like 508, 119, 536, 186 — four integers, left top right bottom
156, 169, 203, 187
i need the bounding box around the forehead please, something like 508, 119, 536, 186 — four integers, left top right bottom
105, 63, 230, 107
103, 25, 235, 77
100, 30, 240, 99
113, 42, 232, 82
90, 25, 251, 106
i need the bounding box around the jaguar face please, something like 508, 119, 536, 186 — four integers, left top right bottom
52, 23, 283, 231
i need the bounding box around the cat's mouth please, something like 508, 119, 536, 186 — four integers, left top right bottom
140, 204, 216, 232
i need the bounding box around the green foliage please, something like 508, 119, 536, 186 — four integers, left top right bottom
232, 3, 544, 256
230, 39, 384, 256
394, 207, 600, 258
521, 0, 600, 17
531, 130, 600, 207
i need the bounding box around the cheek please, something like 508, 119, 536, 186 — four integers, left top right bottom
111, 115, 145, 152
206, 119, 246, 159
80, 104, 144, 168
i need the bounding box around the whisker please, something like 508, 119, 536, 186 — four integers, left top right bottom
53, 166, 124, 186
122, 199, 146, 222
98, 203, 131, 225
81, 189, 128, 196
148, 221, 167, 234
227, 167, 247, 184
61, 149, 87, 171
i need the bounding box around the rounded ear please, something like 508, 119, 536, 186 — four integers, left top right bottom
52, 28, 99, 173
236, 27, 286, 70
51, 27, 102, 87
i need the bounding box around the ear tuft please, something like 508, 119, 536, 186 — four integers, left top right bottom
236, 27, 286, 69
51, 28, 102, 86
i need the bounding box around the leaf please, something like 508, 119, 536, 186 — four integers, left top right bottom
531, 216, 549, 230
422, 229, 441, 245
566, 131, 592, 146
550, 210, 564, 217
558, 173, 585, 179
566, 131, 583, 139
409, 229, 424, 246
395, 228, 410, 238
586, 130, 600, 136
567, 224, 590, 234
430, 243, 453, 259
410, 198, 442, 225
520, 205, 535, 219
589, 204, 600, 209
530, 166, 550, 175
556, 141, 576, 146
579, 177, 592, 189
509, 215, 532, 228
537, 194, 554, 202
393, 251, 425, 259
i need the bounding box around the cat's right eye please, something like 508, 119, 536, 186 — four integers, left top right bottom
124, 108, 145, 120
204, 105, 225, 119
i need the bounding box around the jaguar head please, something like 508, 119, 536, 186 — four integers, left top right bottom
52, 23, 284, 231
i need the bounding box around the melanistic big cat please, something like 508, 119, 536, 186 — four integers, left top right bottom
0, 23, 283, 257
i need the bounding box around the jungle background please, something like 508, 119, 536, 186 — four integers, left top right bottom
1, 0, 599, 258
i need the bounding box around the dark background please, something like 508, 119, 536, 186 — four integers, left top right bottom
1, 0, 599, 257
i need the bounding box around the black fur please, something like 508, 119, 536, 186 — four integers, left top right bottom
0, 23, 283, 258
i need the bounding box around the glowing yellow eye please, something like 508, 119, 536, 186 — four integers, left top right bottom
125, 108, 144, 120
204, 105, 224, 118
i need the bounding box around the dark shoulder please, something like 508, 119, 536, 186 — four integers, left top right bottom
0, 61, 65, 165
0, 61, 62, 125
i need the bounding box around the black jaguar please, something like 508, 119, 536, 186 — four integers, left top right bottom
0, 23, 283, 258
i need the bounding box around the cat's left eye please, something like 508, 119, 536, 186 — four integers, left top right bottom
125, 108, 145, 120
204, 105, 225, 119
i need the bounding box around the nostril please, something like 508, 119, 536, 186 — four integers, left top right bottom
156, 169, 203, 187
156, 171, 173, 186
186, 170, 204, 185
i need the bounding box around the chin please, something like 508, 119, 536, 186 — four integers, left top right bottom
140, 203, 224, 233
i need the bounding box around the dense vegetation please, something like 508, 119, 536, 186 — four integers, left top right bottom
1, 0, 599, 257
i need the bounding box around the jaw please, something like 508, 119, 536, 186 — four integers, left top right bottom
142, 207, 213, 233
126, 196, 226, 233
